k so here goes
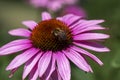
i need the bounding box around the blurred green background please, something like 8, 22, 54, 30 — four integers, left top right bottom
0, 0, 120, 80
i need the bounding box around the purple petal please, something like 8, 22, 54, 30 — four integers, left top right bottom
61, 14, 81, 26
38, 51, 52, 77
71, 20, 104, 31
49, 69, 62, 80
78, 20, 104, 29
71, 46, 103, 65
63, 49, 92, 72
8, 28, 31, 37
22, 52, 42, 79
56, 52, 71, 80
8, 68, 18, 78
73, 33, 109, 40
22, 20, 37, 30
70, 20, 85, 29
6, 48, 39, 70
0, 44, 32, 56
72, 25, 105, 35
42, 12, 52, 20
29, 65, 39, 80
74, 41, 110, 52
43, 53, 56, 80
0, 39, 31, 50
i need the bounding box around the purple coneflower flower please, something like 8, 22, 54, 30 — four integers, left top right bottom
29, 0, 78, 11
0, 12, 110, 80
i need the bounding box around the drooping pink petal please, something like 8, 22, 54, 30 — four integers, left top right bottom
8, 28, 31, 37
73, 33, 109, 40
74, 41, 110, 52
6, 48, 39, 70
56, 52, 71, 80
0, 44, 32, 56
72, 25, 106, 35
71, 46, 103, 65
38, 51, 52, 77
22, 52, 42, 79
42, 12, 52, 20
0, 39, 31, 50
46, 58, 55, 80
49, 69, 62, 80
29, 64, 39, 80
63, 49, 92, 72
8, 68, 18, 78
22, 20, 37, 30
42, 53, 56, 80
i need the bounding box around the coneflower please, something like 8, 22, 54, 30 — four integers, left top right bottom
0, 12, 110, 80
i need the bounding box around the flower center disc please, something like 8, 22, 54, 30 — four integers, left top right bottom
30, 19, 73, 52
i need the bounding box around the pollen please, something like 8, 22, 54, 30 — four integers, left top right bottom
30, 19, 73, 52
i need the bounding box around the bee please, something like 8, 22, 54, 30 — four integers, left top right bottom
52, 28, 67, 41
